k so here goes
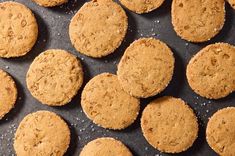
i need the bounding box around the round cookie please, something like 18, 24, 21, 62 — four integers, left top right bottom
14, 111, 70, 156
119, 0, 165, 14
26, 49, 83, 106
32, 0, 67, 7
117, 38, 175, 98
69, 0, 128, 58
227, 0, 235, 9
80, 137, 132, 156
0, 1, 38, 58
81, 73, 140, 130
186, 43, 235, 99
141, 96, 198, 153
171, 0, 225, 42
0, 69, 17, 119
206, 107, 235, 155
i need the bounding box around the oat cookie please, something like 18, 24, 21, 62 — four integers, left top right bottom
80, 137, 132, 156
14, 111, 70, 156
117, 38, 174, 98
186, 43, 235, 99
141, 96, 198, 153
0, 1, 38, 58
26, 49, 83, 106
0, 69, 17, 119
32, 0, 67, 7
81, 73, 140, 130
172, 0, 225, 42
69, 0, 128, 58
119, 0, 165, 14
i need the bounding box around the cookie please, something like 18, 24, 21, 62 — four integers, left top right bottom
26, 49, 83, 106
69, 0, 128, 58
32, 0, 67, 7
80, 137, 132, 156
81, 73, 140, 130
141, 96, 198, 153
0, 69, 17, 119
0, 1, 38, 58
186, 43, 235, 99
119, 0, 165, 14
171, 0, 225, 42
14, 111, 70, 156
227, 0, 235, 9
117, 38, 175, 98
206, 107, 235, 155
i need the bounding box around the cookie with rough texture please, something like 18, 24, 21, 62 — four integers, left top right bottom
69, 0, 128, 58
187, 43, 235, 99
117, 38, 175, 98
81, 73, 140, 130
0, 1, 38, 58
119, 0, 165, 14
14, 111, 70, 156
172, 0, 225, 42
26, 49, 83, 106
206, 107, 235, 156
141, 96, 198, 153
0, 69, 17, 119
32, 0, 67, 7
80, 137, 132, 156
228, 0, 235, 9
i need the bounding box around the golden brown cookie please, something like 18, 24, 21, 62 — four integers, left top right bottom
69, 0, 128, 58
171, 0, 225, 42
206, 107, 235, 156
14, 111, 70, 156
26, 49, 83, 106
0, 1, 38, 58
81, 73, 140, 130
0, 69, 17, 119
227, 0, 235, 9
80, 137, 132, 156
117, 38, 175, 98
119, 0, 165, 14
141, 96, 198, 153
32, 0, 67, 7
186, 43, 235, 99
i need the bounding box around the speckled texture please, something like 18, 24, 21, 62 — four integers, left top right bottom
187, 43, 235, 99
26, 49, 84, 106
0, 1, 38, 58
206, 107, 235, 156
32, 0, 68, 7
172, 0, 225, 42
119, 0, 165, 14
117, 38, 175, 98
228, 0, 235, 9
141, 96, 198, 153
80, 137, 132, 156
0, 69, 17, 119
14, 111, 70, 156
81, 73, 140, 130
69, 0, 128, 58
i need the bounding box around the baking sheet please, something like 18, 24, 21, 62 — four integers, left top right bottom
0, 0, 235, 155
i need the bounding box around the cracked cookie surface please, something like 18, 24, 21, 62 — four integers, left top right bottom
81, 73, 140, 130
26, 49, 83, 106
32, 0, 68, 7
0, 1, 38, 58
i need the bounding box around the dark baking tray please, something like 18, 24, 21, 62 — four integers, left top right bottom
0, 0, 235, 155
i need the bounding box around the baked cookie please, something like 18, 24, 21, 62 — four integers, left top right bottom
14, 111, 70, 156
141, 96, 198, 153
117, 38, 175, 98
80, 137, 132, 156
0, 1, 38, 58
227, 0, 235, 9
69, 0, 128, 58
32, 0, 67, 7
206, 107, 235, 155
0, 69, 17, 119
171, 0, 225, 42
186, 43, 235, 99
119, 0, 165, 14
26, 49, 83, 106
81, 73, 140, 130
